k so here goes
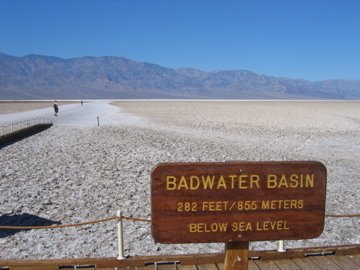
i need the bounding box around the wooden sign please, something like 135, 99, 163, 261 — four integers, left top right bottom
151, 161, 326, 243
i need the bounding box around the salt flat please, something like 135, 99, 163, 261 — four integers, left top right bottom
0, 100, 144, 126
0, 100, 359, 259
0, 101, 76, 115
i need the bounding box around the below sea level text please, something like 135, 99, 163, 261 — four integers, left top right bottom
188, 220, 290, 233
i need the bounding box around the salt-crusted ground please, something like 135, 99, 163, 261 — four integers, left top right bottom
0, 101, 76, 115
0, 100, 359, 259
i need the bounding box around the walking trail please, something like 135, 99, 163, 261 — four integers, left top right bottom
0, 100, 144, 127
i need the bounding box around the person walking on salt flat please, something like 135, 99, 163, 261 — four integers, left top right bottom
53, 100, 59, 116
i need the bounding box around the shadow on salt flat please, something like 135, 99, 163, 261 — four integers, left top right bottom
0, 213, 61, 238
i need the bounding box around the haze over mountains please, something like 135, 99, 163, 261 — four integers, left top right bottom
0, 53, 359, 100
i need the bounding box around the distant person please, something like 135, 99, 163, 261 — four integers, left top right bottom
53, 101, 59, 116
81, 100, 83, 106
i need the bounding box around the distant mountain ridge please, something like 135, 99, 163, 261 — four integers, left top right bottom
0, 53, 359, 99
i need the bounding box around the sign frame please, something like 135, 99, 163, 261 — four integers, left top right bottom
151, 161, 327, 244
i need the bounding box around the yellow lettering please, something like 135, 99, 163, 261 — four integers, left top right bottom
238, 174, 249, 189
202, 201, 229, 211
217, 201, 228, 211
246, 222, 252, 231
298, 200, 304, 208
278, 175, 289, 188
232, 222, 252, 232
267, 174, 277, 188
261, 199, 304, 210
188, 223, 198, 233
270, 200, 277, 209
267, 174, 315, 189
188, 222, 228, 233
283, 200, 290, 209
201, 175, 215, 189
262, 200, 270, 209
190, 176, 200, 190
257, 221, 270, 231
165, 174, 268, 191
178, 176, 188, 190
250, 175, 260, 188
166, 176, 177, 190
217, 176, 227, 189
208, 202, 215, 211
290, 174, 299, 188
306, 174, 314, 187
238, 174, 260, 189
256, 220, 290, 231
218, 222, 228, 232
229, 175, 237, 189
277, 220, 290, 230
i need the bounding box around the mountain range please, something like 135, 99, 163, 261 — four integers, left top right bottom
0, 53, 359, 100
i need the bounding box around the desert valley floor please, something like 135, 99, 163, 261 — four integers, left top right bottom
0, 100, 359, 259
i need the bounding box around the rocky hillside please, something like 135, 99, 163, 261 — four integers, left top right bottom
0, 53, 359, 99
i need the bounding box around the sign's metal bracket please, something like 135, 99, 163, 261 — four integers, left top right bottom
144, 261, 180, 269
304, 251, 335, 257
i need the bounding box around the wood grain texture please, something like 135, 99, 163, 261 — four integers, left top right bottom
310, 256, 342, 270
291, 257, 320, 270
346, 254, 360, 267
328, 255, 360, 270
273, 259, 301, 270
224, 242, 249, 270
254, 260, 281, 270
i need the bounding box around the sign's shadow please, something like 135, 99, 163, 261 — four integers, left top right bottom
0, 213, 61, 238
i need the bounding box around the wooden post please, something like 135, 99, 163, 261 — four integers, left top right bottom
224, 241, 249, 270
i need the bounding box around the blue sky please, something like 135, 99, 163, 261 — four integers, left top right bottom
0, 0, 359, 81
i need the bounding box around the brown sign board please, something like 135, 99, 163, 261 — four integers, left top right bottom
151, 161, 327, 244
